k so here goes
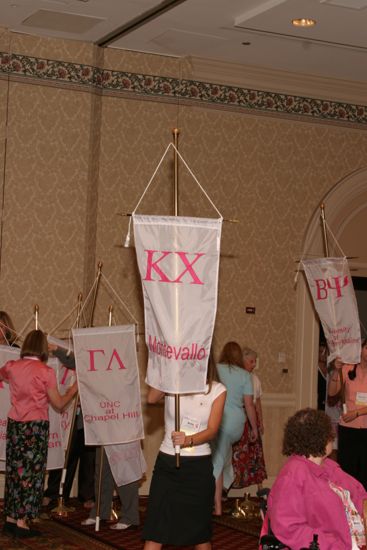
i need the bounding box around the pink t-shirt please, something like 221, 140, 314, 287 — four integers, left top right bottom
340, 364, 367, 429
0, 356, 57, 421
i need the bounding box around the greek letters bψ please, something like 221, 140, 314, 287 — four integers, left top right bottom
315, 275, 349, 300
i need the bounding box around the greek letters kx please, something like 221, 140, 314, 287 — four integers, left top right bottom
143, 250, 205, 285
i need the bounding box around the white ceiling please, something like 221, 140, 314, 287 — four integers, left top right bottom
2, 0, 367, 82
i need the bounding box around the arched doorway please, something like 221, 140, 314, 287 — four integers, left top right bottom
295, 167, 367, 409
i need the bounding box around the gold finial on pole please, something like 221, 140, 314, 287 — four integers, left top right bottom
320, 203, 329, 258
34, 304, 39, 330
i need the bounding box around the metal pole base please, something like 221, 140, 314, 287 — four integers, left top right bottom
231, 498, 246, 518
51, 496, 75, 517
110, 505, 118, 521
231, 495, 261, 520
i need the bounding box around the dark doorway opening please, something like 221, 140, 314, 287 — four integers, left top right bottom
353, 276, 367, 338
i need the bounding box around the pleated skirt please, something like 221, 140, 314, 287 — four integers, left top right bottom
142, 451, 215, 546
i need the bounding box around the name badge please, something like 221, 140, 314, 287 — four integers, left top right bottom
181, 416, 200, 434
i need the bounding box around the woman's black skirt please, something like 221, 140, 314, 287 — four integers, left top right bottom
4, 417, 49, 520
142, 452, 215, 546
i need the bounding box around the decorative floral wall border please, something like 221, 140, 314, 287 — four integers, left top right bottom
1, 51, 367, 126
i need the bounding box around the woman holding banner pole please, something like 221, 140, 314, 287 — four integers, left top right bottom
0, 329, 78, 538
328, 338, 367, 489
142, 357, 226, 550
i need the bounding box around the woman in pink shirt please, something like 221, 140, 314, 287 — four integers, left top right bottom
328, 338, 367, 489
0, 329, 77, 538
261, 408, 367, 550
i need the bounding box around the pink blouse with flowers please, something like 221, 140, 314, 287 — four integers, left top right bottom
329, 481, 365, 549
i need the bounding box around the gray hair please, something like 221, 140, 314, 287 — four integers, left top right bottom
242, 346, 257, 360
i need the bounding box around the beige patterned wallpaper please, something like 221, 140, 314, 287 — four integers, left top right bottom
0, 81, 92, 329
1, 28, 367, 488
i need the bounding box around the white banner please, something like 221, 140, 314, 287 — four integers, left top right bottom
47, 341, 77, 449
47, 357, 65, 470
105, 441, 147, 486
133, 214, 222, 394
302, 257, 361, 364
72, 325, 144, 446
55, 361, 76, 450
47, 335, 74, 352
0, 346, 16, 467
0, 348, 64, 470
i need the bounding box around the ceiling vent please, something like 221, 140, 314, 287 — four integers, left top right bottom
22, 9, 105, 34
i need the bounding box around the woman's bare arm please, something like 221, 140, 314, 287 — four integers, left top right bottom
146, 386, 165, 404
244, 394, 258, 441
256, 397, 264, 435
47, 382, 77, 411
172, 390, 226, 448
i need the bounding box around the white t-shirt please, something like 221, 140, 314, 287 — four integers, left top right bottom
252, 372, 262, 402
160, 381, 226, 457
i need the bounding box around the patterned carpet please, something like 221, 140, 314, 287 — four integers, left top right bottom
0, 518, 115, 550
213, 497, 263, 538
0, 497, 261, 550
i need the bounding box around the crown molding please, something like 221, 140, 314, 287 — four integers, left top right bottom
182, 56, 367, 106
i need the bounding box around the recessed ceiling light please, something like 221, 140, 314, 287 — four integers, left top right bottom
241, 41, 251, 46
292, 18, 316, 27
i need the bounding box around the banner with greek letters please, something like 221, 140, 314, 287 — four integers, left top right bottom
55, 362, 76, 450
105, 441, 147, 486
47, 357, 65, 470
0, 348, 64, 470
72, 325, 144, 445
0, 345, 16, 469
133, 214, 222, 393
302, 257, 361, 364
47, 337, 76, 449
